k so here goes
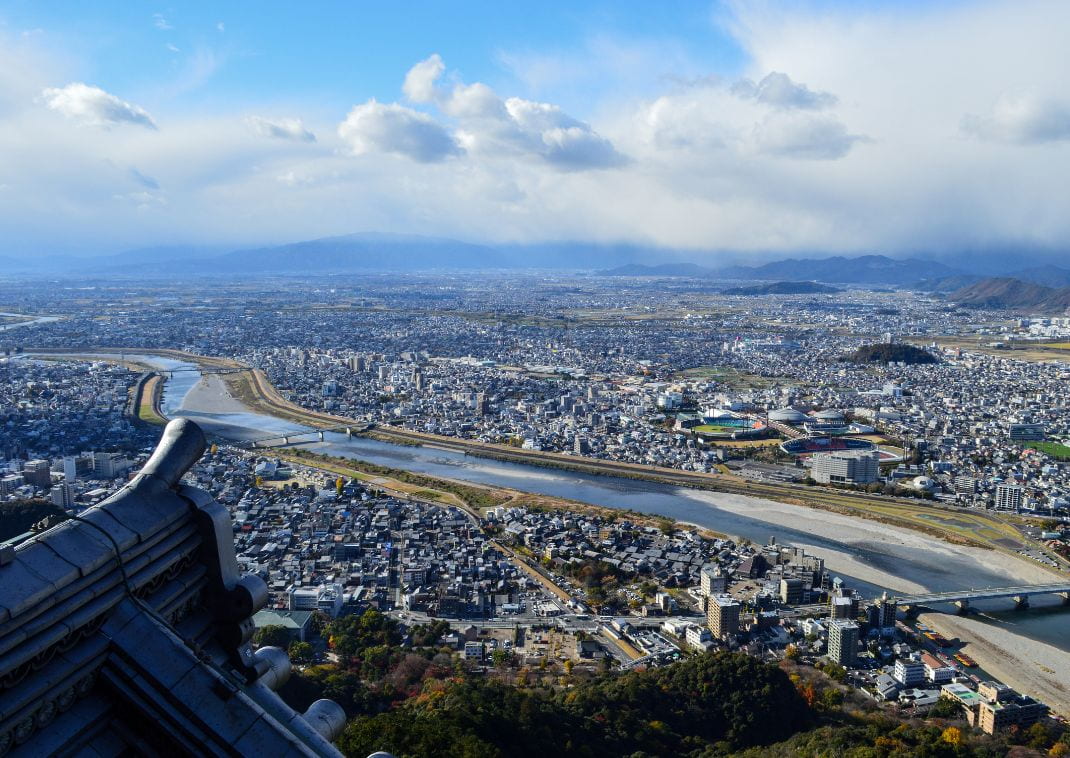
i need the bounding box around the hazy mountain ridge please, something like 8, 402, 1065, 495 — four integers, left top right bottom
598, 254, 962, 285
721, 281, 841, 295
2, 234, 1068, 281
950, 277, 1070, 311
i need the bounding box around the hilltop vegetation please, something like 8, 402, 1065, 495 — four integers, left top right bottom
845, 343, 939, 365
0, 499, 66, 541
337, 651, 813, 757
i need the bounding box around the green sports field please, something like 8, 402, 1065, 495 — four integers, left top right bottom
1028, 441, 1070, 460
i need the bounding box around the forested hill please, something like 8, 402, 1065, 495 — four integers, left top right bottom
337, 652, 812, 757
845, 343, 939, 365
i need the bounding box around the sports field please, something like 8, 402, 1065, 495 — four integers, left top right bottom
1028, 441, 1070, 460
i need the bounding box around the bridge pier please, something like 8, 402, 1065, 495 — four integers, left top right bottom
318, 431, 324, 441
281, 436, 289, 445
954, 600, 969, 615
345, 427, 352, 437
1013, 595, 1029, 611
1060, 592, 1070, 606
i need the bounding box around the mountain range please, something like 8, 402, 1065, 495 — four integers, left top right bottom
598, 255, 961, 285
1, 233, 1068, 286
950, 277, 1070, 312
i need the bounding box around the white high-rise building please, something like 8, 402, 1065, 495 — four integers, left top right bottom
995, 483, 1024, 511
810, 450, 879, 485
827, 619, 859, 667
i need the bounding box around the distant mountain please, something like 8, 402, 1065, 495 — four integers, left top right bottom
716, 255, 961, 285
210, 233, 508, 272
597, 263, 714, 277
1009, 264, 1070, 288
722, 281, 840, 295
912, 273, 984, 292
950, 277, 1070, 311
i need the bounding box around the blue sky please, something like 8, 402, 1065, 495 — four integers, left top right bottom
4, 1, 748, 117
1, 1, 1068, 260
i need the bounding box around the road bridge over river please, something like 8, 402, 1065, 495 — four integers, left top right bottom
896, 582, 1070, 612
241, 424, 374, 448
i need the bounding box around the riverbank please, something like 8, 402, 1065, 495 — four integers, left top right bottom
28, 346, 1066, 572
920, 612, 1070, 718
683, 490, 1063, 588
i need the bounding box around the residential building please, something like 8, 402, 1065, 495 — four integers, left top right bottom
707, 594, 740, 640
827, 619, 859, 667
995, 483, 1024, 511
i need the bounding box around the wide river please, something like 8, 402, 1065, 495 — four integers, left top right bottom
116, 355, 1070, 651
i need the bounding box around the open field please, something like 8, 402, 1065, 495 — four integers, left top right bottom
912, 336, 1070, 363
706, 438, 780, 448
675, 365, 790, 389
1027, 441, 1070, 460
136, 374, 167, 426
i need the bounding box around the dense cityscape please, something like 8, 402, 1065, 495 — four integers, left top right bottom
2, 273, 1070, 755
4, 1, 1070, 755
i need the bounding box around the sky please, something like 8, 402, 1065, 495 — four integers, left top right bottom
1, 0, 1069, 262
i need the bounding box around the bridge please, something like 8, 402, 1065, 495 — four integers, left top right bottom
161, 366, 246, 377
241, 423, 374, 449
895, 582, 1070, 613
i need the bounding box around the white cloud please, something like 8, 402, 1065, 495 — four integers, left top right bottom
751, 113, 864, 160
39, 83, 157, 129
402, 53, 444, 103
962, 93, 1070, 145
247, 116, 316, 143
733, 71, 837, 110
389, 55, 625, 170
153, 13, 172, 31
337, 99, 462, 162
6, 3, 1070, 259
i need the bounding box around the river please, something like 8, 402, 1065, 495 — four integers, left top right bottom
0, 312, 62, 332
61, 353, 1070, 651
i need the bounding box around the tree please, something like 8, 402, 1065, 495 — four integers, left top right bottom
253, 625, 291, 649
492, 649, 512, 669
940, 726, 962, 746
289, 641, 314, 663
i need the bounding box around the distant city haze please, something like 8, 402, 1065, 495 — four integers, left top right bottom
1, 1, 1069, 263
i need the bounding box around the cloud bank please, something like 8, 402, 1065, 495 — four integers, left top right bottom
3, 1, 1070, 260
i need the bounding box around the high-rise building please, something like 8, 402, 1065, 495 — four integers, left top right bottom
827, 619, 859, 667
22, 459, 52, 489
810, 450, 880, 485
93, 452, 132, 479
50, 482, 73, 509
954, 476, 977, 497
707, 594, 740, 640
700, 564, 728, 596
995, 483, 1023, 511
779, 577, 806, 605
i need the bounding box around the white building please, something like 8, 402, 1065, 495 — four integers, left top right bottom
827, 619, 859, 667
894, 658, 927, 687
995, 483, 1024, 511
811, 450, 879, 485
287, 583, 344, 618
